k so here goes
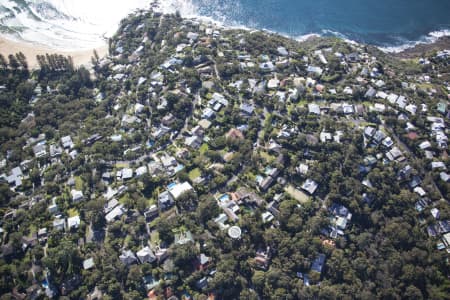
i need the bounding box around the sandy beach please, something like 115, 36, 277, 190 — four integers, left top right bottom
0, 36, 108, 69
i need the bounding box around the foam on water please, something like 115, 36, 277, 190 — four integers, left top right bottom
0, 0, 448, 52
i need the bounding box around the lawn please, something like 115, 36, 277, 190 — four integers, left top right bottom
188, 168, 201, 181
259, 151, 275, 163
285, 185, 310, 204
75, 176, 83, 190
150, 231, 160, 248
115, 162, 130, 169
68, 208, 79, 217
199, 143, 209, 154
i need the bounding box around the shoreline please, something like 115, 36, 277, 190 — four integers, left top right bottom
1, 8, 448, 69
0, 36, 108, 69
390, 36, 450, 59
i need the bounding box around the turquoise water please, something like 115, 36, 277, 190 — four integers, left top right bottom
191, 0, 450, 49
218, 194, 230, 203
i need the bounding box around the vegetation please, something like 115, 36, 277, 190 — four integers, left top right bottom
0, 9, 449, 300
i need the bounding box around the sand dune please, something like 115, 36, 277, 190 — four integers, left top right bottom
0, 36, 107, 69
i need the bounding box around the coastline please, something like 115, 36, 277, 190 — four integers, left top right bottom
1, 0, 448, 69
0, 36, 108, 69
390, 36, 450, 59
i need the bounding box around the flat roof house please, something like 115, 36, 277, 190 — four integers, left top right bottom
168, 182, 195, 201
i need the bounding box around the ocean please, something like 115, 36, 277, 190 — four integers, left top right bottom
0, 0, 449, 51
179, 0, 450, 51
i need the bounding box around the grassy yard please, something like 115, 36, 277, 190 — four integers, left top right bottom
259, 151, 275, 163
285, 185, 310, 204
116, 162, 130, 169
199, 143, 209, 154
75, 176, 83, 190
67, 208, 79, 217
188, 168, 201, 181
150, 231, 160, 248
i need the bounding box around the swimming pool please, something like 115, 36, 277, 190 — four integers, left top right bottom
218, 194, 230, 203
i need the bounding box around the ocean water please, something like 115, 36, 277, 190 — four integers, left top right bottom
178, 0, 450, 51
0, 0, 448, 51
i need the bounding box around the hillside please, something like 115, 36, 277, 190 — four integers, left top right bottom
0, 9, 449, 300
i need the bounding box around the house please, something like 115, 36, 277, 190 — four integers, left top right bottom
71, 190, 84, 203
162, 113, 176, 126
136, 246, 156, 263
396, 95, 407, 109
158, 191, 174, 210
398, 165, 412, 180
382, 137, 394, 148
144, 205, 159, 221
105, 204, 127, 223
440, 172, 450, 182
202, 107, 215, 119
226, 128, 244, 140
442, 232, 450, 248
320, 132, 332, 143
198, 119, 212, 130
53, 218, 65, 231
343, 87, 353, 95
254, 248, 270, 270
135, 166, 148, 177
267, 201, 280, 216
431, 162, 446, 170
37, 228, 48, 242
168, 182, 195, 201
262, 211, 274, 223
431, 208, 440, 219
33, 143, 47, 158
373, 130, 386, 144
120, 250, 137, 266
67, 216, 81, 230
174, 231, 194, 245
267, 78, 280, 89
196, 253, 211, 270
187, 31, 199, 41
437, 102, 447, 114
419, 141, 432, 150
22, 234, 38, 250
240, 103, 254, 115
49, 144, 63, 157
346, 52, 360, 62
307, 66, 323, 76
342, 104, 354, 114
155, 248, 169, 262
364, 87, 376, 98
308, 103, 320, 115
103, 198, 119, 214
277, 46, 289, 56
185, 136, 202, 149
386, 147, 403, 161
259, 61, 275, 72
311, 254, 326, 274
413, 186, 427, 197
297, 163, 309, 175
121, 168, 133, 180
329, 202, 352, 231
302, 179, 318, 195
83, 258, 95, 270
7, 166, 23, 188
387, 93, 398, 104
196, 277, 208, 290
48, 200, 59, 214
151, 126, 171, 139
364, 126, 376, 138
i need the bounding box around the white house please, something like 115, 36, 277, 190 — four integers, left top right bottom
71, 190, 84, 203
